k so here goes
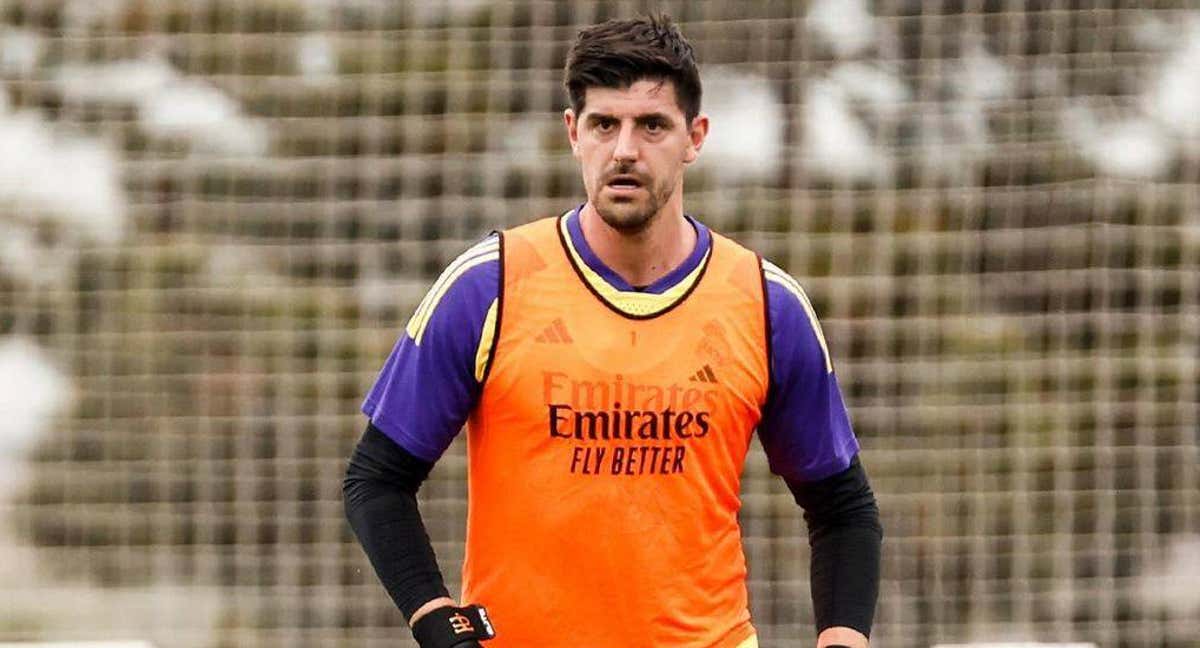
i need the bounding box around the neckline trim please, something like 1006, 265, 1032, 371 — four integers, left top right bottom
565, 204, 712, 295
555, 206, 713, 320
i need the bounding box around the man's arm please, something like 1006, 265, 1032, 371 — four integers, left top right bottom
346, 235, 502, 644
344, 423, 496, 647
343, 422, 451, 620
758, 259, 883, 645
786, 455, 882, 648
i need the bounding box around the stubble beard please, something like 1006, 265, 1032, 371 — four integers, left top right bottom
594, 175, 672, 235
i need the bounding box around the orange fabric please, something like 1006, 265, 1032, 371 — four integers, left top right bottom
464, 215, 769, 647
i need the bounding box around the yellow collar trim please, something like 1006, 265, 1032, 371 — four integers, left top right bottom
558, 213, 711, 318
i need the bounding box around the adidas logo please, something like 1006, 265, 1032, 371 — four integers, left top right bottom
535, 318, 574, 343
689, 364, 718, 383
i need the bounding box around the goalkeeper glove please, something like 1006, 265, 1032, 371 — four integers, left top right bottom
411, 604, 495, 648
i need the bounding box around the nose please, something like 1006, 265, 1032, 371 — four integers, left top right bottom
612, 122, 638, 164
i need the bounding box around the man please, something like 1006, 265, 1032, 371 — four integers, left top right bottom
344, 14, 881, 648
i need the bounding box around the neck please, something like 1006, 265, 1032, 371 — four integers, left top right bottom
578, 195, 696, 289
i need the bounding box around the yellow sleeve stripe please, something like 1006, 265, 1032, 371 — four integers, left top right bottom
474, 298, 498, 382
734, 636, 759, 648
763, 260, 833, 374
558, 215, 710, 317
405, 238, 500, 345
407, 237, 499, 339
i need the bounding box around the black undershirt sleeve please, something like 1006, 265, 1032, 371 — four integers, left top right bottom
344, 419, 882, 635
343, 422, 450, 620
784, 454, 883, 639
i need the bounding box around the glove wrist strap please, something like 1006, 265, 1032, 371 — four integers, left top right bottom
411, 604, 495, 648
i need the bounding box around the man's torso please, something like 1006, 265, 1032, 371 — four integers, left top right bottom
462, 214, 769, 647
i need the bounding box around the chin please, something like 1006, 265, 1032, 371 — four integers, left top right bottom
597, 202, 656, 234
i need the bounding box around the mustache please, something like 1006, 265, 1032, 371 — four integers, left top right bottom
603, 168, 651, 184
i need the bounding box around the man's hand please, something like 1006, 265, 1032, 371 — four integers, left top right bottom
817, 625, 869, 648
409, 597, 496, 648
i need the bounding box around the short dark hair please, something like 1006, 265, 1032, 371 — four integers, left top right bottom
564, 14, 702, 124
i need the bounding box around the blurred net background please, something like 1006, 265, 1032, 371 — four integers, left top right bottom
0, 1, 1197, 647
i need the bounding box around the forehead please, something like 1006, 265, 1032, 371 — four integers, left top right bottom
579, 79, 685, 120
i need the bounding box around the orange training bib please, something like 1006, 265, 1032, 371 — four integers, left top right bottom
463, 215, 769, 647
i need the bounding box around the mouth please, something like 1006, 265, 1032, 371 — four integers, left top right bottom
604, 174, 644, 194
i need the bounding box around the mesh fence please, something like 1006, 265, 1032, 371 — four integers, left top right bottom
0, 1, 1197, 647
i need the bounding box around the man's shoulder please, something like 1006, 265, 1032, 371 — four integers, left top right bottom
404, 235, 501, 344
430, 234, 502, 293
760, 258, 813, 309
702, 221, 750, 252
500, 212, 567, 244
760, 258, 833, 373
503, 213, 563, 230
760, 258, 825, 334
691, 220, 769, 289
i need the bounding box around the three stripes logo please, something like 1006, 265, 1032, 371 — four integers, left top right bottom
689, 364, 718, 383
535, 318, 574, 344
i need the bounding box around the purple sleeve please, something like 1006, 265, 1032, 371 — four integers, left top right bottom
758, 274, 859, 482
361, 236, 500, 463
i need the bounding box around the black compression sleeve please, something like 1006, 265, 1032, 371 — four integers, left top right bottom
343, 422, 451, 620
785, 455, 883, 638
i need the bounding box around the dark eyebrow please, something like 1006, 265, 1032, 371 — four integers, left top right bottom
584, 112, 676, 128
635, 113, 674, 128
584, 113, 617, 127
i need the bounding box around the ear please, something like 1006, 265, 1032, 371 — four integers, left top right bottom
564, 108, 581, 158
683, 113, 709, 165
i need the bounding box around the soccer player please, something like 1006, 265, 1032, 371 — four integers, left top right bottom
343, 14, 882, 648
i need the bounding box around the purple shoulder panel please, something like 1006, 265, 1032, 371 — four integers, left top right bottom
362, 236, 500, 462
758, 277, 860, 482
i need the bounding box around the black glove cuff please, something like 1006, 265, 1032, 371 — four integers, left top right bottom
411, 604, 496, 648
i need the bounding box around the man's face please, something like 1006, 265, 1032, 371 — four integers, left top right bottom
565, 79, 708, 234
